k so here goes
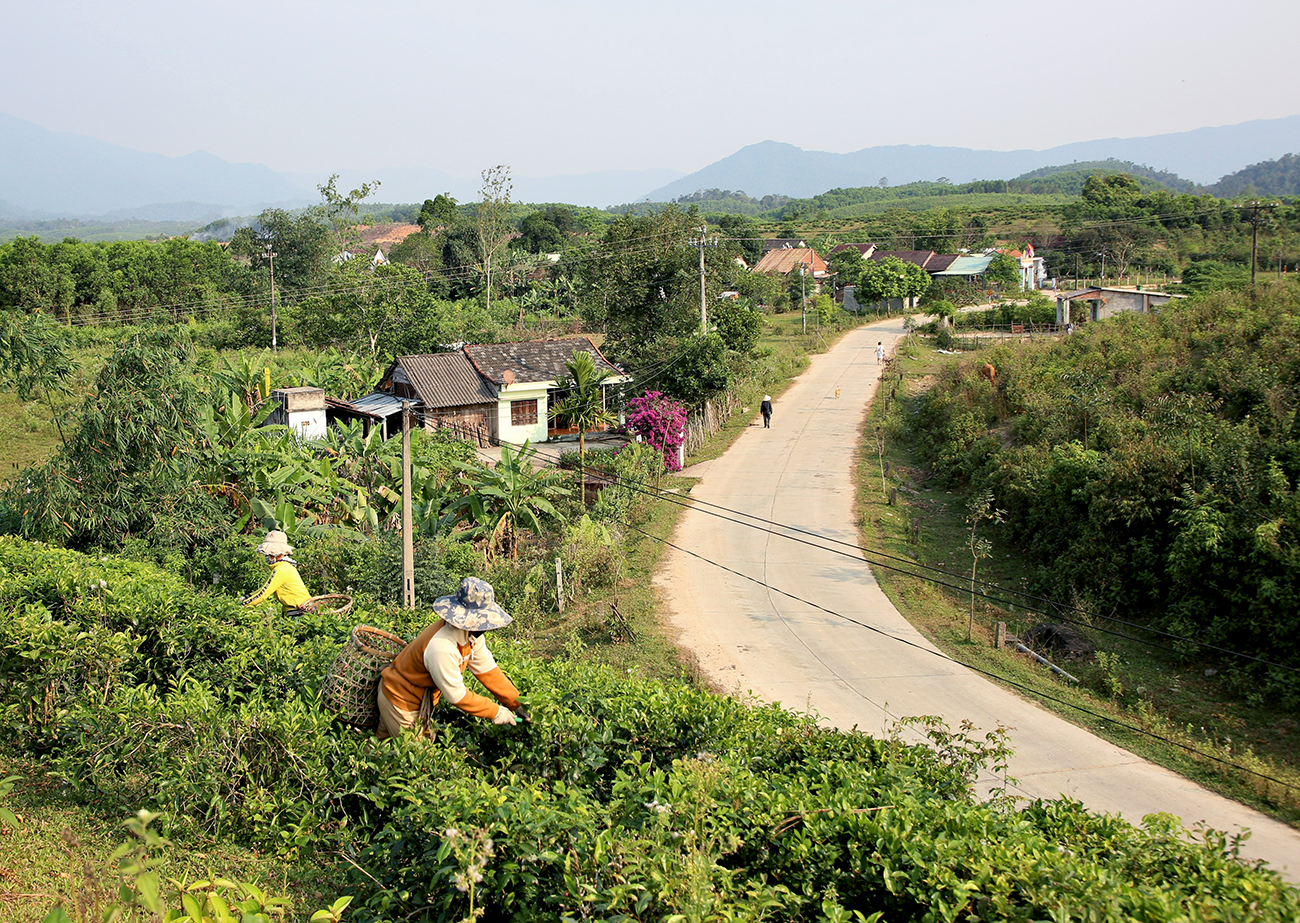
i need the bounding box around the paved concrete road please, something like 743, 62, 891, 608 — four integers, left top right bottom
655, 318, 1300, 880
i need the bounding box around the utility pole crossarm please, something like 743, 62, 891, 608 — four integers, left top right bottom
689, 225, 717, 334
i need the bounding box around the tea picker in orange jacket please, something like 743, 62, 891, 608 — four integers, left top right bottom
242, 530, 313, 617
376, 577, 525, 739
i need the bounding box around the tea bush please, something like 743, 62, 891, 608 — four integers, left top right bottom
3, 538, 1299, 921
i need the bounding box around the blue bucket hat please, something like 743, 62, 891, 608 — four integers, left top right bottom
433, 577, 513, 631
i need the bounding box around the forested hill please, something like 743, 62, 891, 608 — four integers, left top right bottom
908, 283, 1300, 706
1011, 160, 1199, 195
1211, 152, 1300, 197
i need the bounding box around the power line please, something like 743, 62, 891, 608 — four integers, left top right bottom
618, 518, 1298, 796
484, 430, 1300, 675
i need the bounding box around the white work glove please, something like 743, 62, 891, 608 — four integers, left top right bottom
492, 705, 518, 726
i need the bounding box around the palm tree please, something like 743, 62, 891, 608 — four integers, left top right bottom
548, 350, 617, 494
446, 442, 570, 559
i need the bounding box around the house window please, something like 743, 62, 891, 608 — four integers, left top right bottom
510, 398, 538, 427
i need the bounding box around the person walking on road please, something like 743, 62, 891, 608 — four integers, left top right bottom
876, 341, 886, 364
760, 394, 773, 428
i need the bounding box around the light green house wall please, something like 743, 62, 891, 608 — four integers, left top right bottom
496, 380, 551, 445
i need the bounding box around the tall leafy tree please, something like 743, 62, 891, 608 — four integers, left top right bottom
575, 206, 744, 404
0, 237, 74, 315
0, 310, 74, 444
1, 328, 209, 548
856, 256, 931, 306
230, 208, 333, 296
513, 206, 575, 254
318, 173, 382, 257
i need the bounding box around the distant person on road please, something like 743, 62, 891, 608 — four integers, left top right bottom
876, 341, 886, 364
760, 395, 773, 428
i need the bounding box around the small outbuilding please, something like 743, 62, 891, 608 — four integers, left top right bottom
1055, 287, 1179, 325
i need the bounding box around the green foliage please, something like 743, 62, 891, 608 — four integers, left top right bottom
1176, 260, 1253, 294
855, 256, 931, 305
907, 284, 1300, 701
446, 443, 572, 560
0, 327, 215, 548
710, 296, 763, 353
573, 207, 749, 404
2, 538, 1297, 922
229, 207, 333, 300
654, 332, 732, 405
589, 442, 668, 522
511, 206, 576, 254
984, 251, 1022, 290
52, 808, 334, 923
0, 235, 256, 323
547, 350, 617, 466
0, 772, 19, 829
952, 292, 1057, 328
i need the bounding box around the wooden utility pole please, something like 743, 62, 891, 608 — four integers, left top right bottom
402, 401, 414, 609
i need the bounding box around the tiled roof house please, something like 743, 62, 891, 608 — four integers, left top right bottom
751, 247, 829, 278
370, 337, 629, 445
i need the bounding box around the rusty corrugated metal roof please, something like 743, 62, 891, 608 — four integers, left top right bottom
752, 248, 827, 275
463, 337, 623, 386
394, 352, 498, 408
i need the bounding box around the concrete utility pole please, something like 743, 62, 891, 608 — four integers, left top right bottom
265, 243, 278, 352
402, 401, 414, 609
689, 225, 717, 334
800, 264, 807, 335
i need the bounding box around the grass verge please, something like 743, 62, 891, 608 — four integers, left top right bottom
0, 758, 350, 923
858, 334, 1300, 827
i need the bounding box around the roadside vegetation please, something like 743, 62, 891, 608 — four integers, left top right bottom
859, 278, 1300, 830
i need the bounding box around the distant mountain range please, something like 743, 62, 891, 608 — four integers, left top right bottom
0, 112, 309, 220
1, 110, 1298, 224
643, 117, 1300, 202
279, 167, 688, 212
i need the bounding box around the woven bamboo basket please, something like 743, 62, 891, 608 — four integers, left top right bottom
302, 594, 354, 617
321, 625, 407, 728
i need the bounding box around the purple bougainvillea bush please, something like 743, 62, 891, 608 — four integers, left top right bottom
625, 390, 688, 471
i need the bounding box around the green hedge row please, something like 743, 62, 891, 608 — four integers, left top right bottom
2, 537, 1297, 921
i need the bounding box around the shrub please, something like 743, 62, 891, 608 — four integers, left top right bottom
4, 538, 1297, 922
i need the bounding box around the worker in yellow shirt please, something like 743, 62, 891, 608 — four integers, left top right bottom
242, 530, 313, 616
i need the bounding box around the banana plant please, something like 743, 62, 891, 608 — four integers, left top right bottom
445, 441, 570, 559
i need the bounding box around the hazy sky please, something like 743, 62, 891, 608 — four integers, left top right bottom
3, 0, 1297, 180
